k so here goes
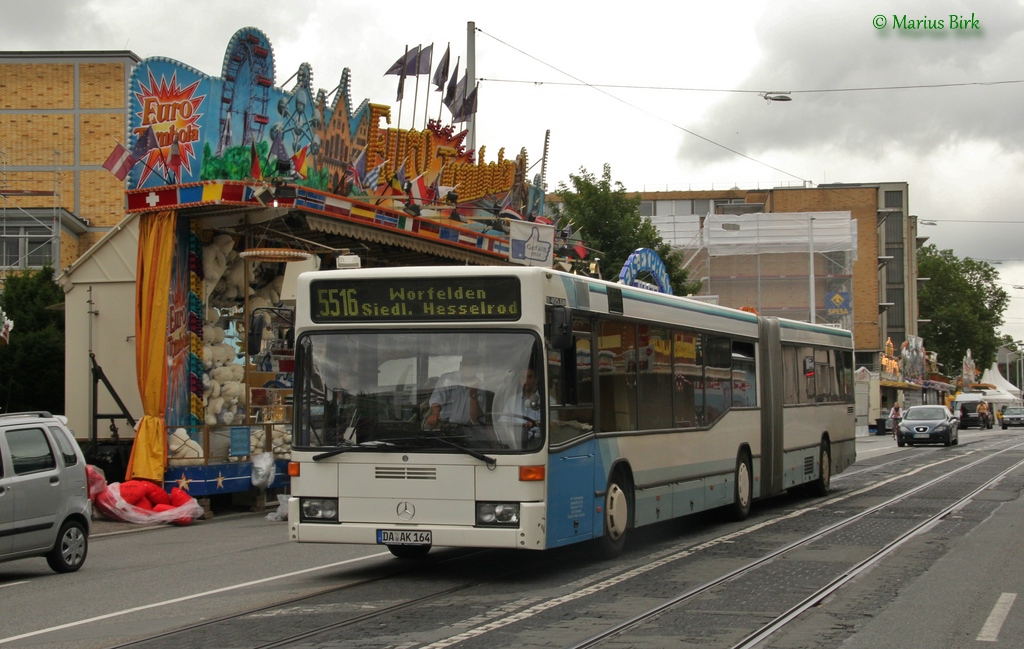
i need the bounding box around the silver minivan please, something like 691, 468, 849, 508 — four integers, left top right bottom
0, 411, 91, 572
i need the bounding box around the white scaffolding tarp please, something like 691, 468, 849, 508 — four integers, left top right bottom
702, 212, 857, 258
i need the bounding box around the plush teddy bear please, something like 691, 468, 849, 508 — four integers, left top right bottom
168, 427, 205, 465
206, 396, 225, 426
210, 364, 235, 385
253, 274, 285, 307
220, 255, 250, 303
202, 234, 235, 300
204, 305, 217, 326
203, 323, 226, 346
220, 379, 244, 408
210, 343, 235, 369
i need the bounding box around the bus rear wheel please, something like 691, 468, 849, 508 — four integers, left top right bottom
729, 452, 752, 521
388, 544, 430, 559
810, 441, 831, 497
599, 474, 632, 558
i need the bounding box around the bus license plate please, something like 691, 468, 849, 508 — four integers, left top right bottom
377, 529, 431, 545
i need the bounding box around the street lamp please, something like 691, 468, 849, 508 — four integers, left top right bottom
1015, 340, 1024, 402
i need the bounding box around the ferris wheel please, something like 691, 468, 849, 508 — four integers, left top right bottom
216, 28, 275, 156
272, 62, 322, 157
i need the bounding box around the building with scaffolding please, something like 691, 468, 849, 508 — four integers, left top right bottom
625, 182, 937, 428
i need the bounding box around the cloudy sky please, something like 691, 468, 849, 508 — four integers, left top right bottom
5, 0, 1024, 340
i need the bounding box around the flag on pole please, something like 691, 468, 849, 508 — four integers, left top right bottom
454, 85, 478, 123
131, 125, 159, 160
250, 142, 262, 180
291, 145, 310, 179
363, 162, 384, 191
394, 161, 408, 188
346, 148, 366, 191
270, 130, 288, 162
432, 44, 450, 91
449, 75, 468, 118
443, 59, 460, 111
415, 44, 433, 74
500, 206, 525, 221
102, 143, 136, 181
385, 45, 421, 75
168, 136, 181, 176
396, 44, 410, 102
409, 173, 434, 205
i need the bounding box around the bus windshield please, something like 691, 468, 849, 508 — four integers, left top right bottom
294, 331, 544, 454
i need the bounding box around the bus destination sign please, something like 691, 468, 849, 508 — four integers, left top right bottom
310, 276, 522, 323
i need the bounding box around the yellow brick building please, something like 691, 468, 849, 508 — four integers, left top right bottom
1, 51, 140, 283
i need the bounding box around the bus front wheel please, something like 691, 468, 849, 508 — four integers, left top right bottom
600, 473, 632, 558
730, 452, 752, 521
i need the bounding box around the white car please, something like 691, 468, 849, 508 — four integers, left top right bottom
0, 411, 91, 572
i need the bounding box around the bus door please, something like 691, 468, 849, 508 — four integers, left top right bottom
545, 315, 598, 547
759, 317, 784, 497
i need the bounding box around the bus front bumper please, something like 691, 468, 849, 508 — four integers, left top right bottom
288, 499, 548, 550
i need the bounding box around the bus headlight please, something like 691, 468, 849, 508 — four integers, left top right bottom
300, 497, 339, 523
476, 502, 520, 527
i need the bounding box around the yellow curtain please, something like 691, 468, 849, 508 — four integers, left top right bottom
125, 210, 177, 482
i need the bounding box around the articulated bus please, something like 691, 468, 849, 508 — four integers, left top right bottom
287, 266, 855, 557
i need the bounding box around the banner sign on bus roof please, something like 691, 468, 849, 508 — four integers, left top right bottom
309, 276, 522, 323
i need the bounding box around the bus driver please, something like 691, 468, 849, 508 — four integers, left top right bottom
425, 356, 486, 427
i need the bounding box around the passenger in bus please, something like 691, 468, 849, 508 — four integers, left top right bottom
500, 367, 542, 446
424, 356, 486, 427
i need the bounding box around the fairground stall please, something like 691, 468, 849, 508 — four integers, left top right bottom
62, 27, 567, 510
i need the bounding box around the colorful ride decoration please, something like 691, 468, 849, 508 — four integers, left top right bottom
126, 26, 528, 211
618, 248, 673, 295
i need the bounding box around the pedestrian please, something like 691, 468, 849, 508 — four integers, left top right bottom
889, 402, 902, 439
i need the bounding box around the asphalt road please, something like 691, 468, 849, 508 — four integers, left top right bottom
2, 429, 1023, 648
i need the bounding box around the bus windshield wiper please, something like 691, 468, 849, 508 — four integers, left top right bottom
313, 439, 401, 461
312, 441, 359, 461
419, 433, 497, 466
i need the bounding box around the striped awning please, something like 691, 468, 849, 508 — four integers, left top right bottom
305, 215, 507, 266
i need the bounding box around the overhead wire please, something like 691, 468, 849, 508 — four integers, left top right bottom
475, 27, 810, 185
475, 27, 1024, 335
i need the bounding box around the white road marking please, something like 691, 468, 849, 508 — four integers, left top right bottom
977, 592, 1016, 641
0, 551, 391, 645
0, 581, 29, 589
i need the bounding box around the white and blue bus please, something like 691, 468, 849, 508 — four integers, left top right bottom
287, 266, 855, 557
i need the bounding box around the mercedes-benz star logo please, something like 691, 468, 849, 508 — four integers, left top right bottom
396, 501, 415, 520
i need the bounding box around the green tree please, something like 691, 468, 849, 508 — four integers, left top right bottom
552, 165, 700, 295
0, 267, 65, 414
917, 244, 1008, 377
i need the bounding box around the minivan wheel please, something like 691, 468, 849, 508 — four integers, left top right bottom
46, 520, 88, 573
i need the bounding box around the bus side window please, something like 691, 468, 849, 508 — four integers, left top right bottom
549, 318, 595, 445
704, 335, 732, 424
673, 329, 703, 428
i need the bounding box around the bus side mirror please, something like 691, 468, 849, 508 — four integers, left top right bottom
547, 306, 573, 350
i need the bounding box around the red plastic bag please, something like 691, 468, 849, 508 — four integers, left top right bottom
92, 481, 204, 526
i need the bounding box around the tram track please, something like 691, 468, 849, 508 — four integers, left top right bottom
85, 436, 1024, 649
564, 439, 1024, 649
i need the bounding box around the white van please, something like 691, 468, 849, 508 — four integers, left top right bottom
952, 391, 1014, 429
